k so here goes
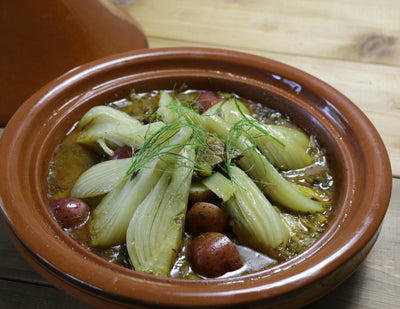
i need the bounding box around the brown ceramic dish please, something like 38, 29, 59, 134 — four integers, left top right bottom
0, 48, 392, 308
0, 0, 148, 125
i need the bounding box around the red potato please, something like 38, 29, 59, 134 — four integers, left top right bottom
195, 92, 222, 113
188, 183, 215, 205
49, 197, 90, 229
185, 202, 229, 237
109, 145, 132, 160
188, 232, 243, 277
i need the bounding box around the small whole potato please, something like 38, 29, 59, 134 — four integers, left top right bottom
49, 197, 90, 229
188, 183, 215, 205
188, 232, 243, 278
109, 145, 132, 160
195, 92, 222, 113
185, 202, 229, 237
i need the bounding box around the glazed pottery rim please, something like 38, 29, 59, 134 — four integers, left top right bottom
0, 47, 392, 307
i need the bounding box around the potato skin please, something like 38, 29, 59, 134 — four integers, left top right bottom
195, 92, 222, 113
188, 232, 243, 278
109, 145, 132, 160
188, 185, 215, 205
49, 197, 90, 229
185, 202, 229, 237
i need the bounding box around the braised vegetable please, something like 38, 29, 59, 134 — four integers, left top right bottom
49, 198, 90, 229
89, 125, 192, 246
201, 172, 235, 202
126, 145, 195, 276
205, 98, 313, 170
76, 105, 164, 156
47, 89, 334, 279
224, 166, 290, 250
109, 145, 132, 160
188, 232, 243, 277
195, 92, 222, 113
70, 158, 131, 198
188, 182, 215, 205
202, 115, 325, 213
185, 202, 229, 237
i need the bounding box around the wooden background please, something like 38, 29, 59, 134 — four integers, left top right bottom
1, 0, 399, 308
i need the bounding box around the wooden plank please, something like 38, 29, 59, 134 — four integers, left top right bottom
0, 217, 49, 285
123, 0, 400, 66
0, 279, 91, 309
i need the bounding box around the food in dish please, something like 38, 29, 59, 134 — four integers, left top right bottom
47, 88, 334, 279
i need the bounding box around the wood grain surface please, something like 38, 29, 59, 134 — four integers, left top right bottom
1, 0, 399, 308
122, 0, 400, 178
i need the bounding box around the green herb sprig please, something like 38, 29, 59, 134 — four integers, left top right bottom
124, 92, 285, 181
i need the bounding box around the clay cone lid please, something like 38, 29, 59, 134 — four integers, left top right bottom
0, 0, 148, 125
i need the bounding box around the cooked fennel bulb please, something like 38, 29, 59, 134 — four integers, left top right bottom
157, 91, 179, 124
70, 158, 131, 198
126, 145, 195, 276
223, 166, 290, 250
157, 91, 203, 127
89, 125, 193, 246
205, 98, 314, 170
76, 105, 164, 155
201, 172, 235, 202
89, 160, 163, 246
202, 115, 325, 213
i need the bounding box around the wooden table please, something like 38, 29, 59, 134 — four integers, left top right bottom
1, 0, 399, 308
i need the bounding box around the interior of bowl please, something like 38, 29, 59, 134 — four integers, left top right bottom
0, 48, 392, 308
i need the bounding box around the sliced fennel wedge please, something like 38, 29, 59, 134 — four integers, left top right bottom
157, 91, 203, 127
126, 145, 195, 276
89, 160, 163, 246
76, 105, 165, 155
70, 158, 131, 198
202, 115, 325, 213
223, 166, 289, 251
252, 125, 314, 170
210, 98, 314, 170
157, 91, 179, 123
77, 105, 142, 130
201, 172, 235, 201
89, 125, 193, 246
202, 97, 251, 118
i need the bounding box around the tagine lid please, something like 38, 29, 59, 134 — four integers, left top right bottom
0, 0, 148, 125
